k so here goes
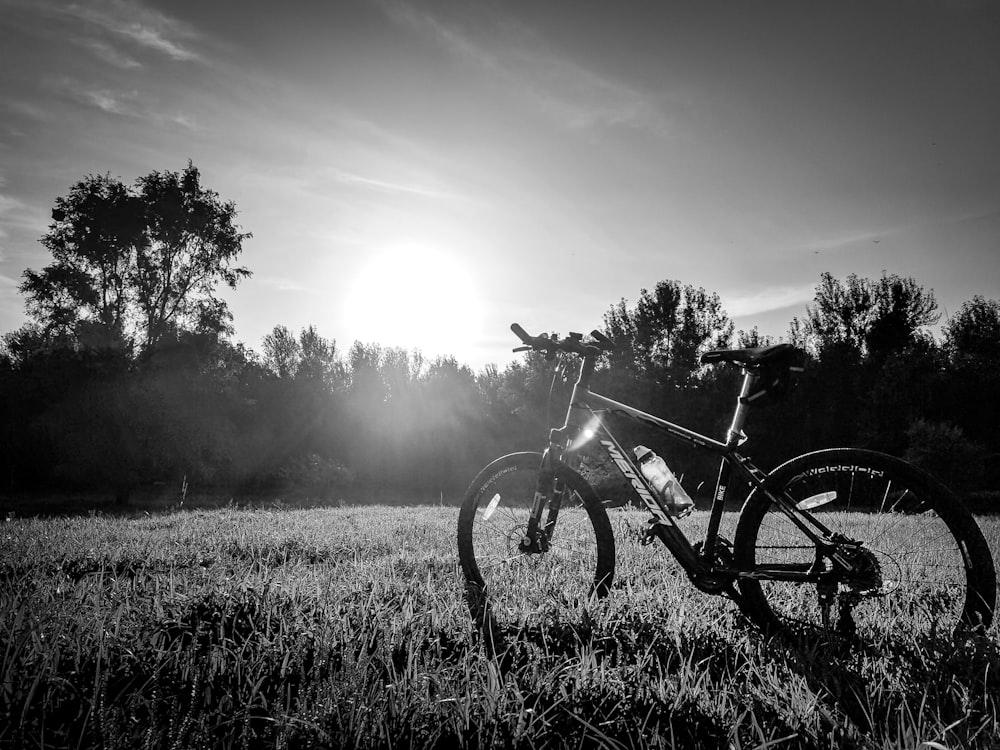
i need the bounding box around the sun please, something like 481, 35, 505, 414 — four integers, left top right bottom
342, 244, 484, 358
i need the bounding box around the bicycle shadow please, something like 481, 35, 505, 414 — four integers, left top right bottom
464, 581, 613, 674
464, 585, 1000, 747
764, 625, 1000, 747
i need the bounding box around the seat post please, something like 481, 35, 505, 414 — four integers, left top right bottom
725, 369, 758, 448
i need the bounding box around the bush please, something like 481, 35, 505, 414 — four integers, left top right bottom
282, 454, 355, 495
903, 419, 990, 494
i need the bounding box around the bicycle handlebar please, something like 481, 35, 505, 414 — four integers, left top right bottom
510, 323, 614, 359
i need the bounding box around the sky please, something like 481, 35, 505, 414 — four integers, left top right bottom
1, 0, 998, 371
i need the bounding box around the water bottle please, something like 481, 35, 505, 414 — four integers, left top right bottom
633, 445, 694, 518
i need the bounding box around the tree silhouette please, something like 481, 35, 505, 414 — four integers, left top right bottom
22, 162, 251, 355
941, 296, 1000, 457
944, 296, 1000, 364
602, 280, 733, 384
803, 271, 938, 359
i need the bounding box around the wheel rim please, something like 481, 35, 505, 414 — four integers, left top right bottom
468, 465, 607, 625
748, 461, 976, 638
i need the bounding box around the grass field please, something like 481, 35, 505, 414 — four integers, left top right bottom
2, 505, 998, 749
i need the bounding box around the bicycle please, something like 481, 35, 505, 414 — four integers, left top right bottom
457, 324, 996, 655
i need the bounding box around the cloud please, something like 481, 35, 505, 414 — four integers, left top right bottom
331, 169, 456, 199
0, 100, 51, 126
800, 226, 900, 253
505, 50, 673, 137
0, 190, 49, 249
78, 38, 143, 69
0, 192, 30, 225
53, 78, 199, 129
258, 276, 307, 293
2, 0, 204, 63
84, 88, 133, 116
372, 0, 672, 138
725, 283, 816, 317
65, 0, 203, 62
945, 207, 1000, 225
0, 273, 26, 323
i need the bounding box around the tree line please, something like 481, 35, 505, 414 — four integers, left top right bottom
2, 164, 998, 507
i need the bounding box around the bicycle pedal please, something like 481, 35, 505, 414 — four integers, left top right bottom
640, 519, 667, 546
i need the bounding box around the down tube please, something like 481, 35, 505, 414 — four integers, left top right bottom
596, 425, 702, 571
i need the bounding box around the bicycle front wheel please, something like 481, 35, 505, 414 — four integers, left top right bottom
735, 449, 996, 639
457, 452, 615, 657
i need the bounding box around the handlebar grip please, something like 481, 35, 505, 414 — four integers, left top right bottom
590, 329, 614, 350
510, 323, 531, 344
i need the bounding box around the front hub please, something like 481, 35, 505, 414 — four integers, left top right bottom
515, 531, 548, 554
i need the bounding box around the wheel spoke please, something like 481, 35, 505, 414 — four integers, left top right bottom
736, 449, 995, 638
457, 453, 615, 658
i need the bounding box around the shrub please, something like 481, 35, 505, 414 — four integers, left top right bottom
904, 419, 990, 495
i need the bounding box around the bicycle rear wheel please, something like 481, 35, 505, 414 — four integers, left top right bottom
457, 452, 615, 661
735, 449, 996, 639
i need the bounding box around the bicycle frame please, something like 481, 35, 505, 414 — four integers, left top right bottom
534, 355, 840, 591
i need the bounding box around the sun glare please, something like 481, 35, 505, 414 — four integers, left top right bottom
342, 244, 484, 359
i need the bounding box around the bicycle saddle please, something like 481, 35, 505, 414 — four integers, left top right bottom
700, 343, 798, 366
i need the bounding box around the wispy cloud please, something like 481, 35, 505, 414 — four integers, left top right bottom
258, 276, 307, 293
0, 192, 31, 247
0, 193, 29, 218
78, 38, 143, 69
52, 78, 199, 130
2, 0, 204, 64
0, 273, 26, 323
372, 0, 672, 138
331, 168, 457, 199
0, 273, 22, 304
64, 0, 203, 62
0, 100, 51, 126
800, 226, 900, 253
83, 88, 134, 116
944, 207, 1000, 225
0, 188, 50, 249
725, 283, 817, 317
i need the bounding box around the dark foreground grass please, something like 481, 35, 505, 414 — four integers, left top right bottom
1, 506, 998, 749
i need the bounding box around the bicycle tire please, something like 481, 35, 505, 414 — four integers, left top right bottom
457, 452, 615, 661
734, 448, 996, 639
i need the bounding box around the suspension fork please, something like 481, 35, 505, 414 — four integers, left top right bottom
524, 364, 593, 548
523, 446, 572, 551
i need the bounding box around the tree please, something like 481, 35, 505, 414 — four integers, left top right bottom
736, 326, 774, 348
803, 271, 938, 359
261, 325, 301, 378
21, 162, 251, 355
602, 282, 734, 410
803, 272, 872, 356
602, 280, 733, 384
864, 273, 940, 358
944, 296, 1000, 364
297, 326, 342, 386
941, 296, 1000, 447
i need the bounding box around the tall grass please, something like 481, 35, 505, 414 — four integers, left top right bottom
1, 506, 997, 748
